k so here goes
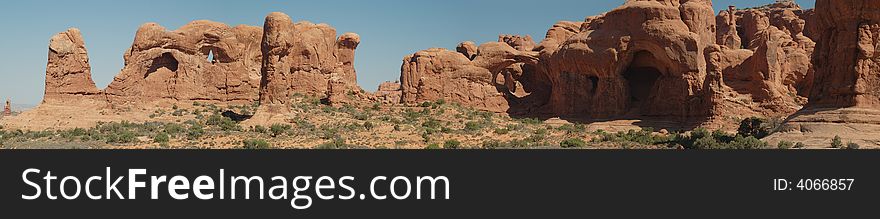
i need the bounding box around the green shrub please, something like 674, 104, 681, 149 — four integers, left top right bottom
831, 136, 843, 148
187, 124, 205, 140
422, 119, 441, 129
464, 121, 483, 133
518, 118, 543, 125
482, 140, 503, 149
727, 136, 768, 149
794, 142, 806, 149
494, 128, 510, 135
737, 117, 773, 138
270, 124, 292, 137
560, 138, 587, 148
777, 140, 794, 149
443, 140, 461, 149
692, 136, 721, 149
252, 125, 267, 133
316, 137, 350, 149
846, 142, 860, 150
242, 139, 271, 149
153, 133, 170, 144
164, 123, 185, 135
371, 103, 381, 111
425, 143, 441, 149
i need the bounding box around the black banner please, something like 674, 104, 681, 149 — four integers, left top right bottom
0, 150, 876, 218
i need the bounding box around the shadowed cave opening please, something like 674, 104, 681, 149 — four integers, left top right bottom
145, 52, 179, 78
623, 51, 662, 110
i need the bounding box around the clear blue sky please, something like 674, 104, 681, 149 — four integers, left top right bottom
0, 0, 815, 105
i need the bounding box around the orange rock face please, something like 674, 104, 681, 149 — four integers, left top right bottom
259, 12, 361, 106
44, 28, 101, 102
766, 0, 880, 148
2, 99, 10, 116
398, 0, 817, 127
807, 0, 880, 108
102, 21, 263, 104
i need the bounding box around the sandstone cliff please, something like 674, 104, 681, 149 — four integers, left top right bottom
767, 0, 880, 148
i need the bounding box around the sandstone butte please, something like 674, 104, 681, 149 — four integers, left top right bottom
0, 1, 878, 148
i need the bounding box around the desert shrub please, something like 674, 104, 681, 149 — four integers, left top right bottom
206, 114, 239, 131
560, 138, 587, 148
794, 142, 806, 149
518, 118, 543, 125
727, 136, 768, 149
594, 129, 666, 146
106, 131, 137, 144
316, 137, 351, 149
777, 140, 794, 149
371, 103, 381, 111
363, 121, 375, 130
353, 111, 370, 121
242, 139, 271, 149
164, 123, 185, 135
252, 125, 267, 134
557, 124, 586, 134
422, 119, 442, 134
187, 124, 205, 140
691, 136, 721, 149
425, 143, 441, 150
831, 136, 843, 148
464, 121, 484, 133
846, 142, 860, 150
494, 128, 510, 135
294, 119, 315, 131
737, 117, 773, 138
420, 101, 433, 108
269, 124, 292, 137
393, 124, 402, 131
443, 140, 461, 149
319, 126, 340, 140
482, 140, 503, 149
153, 133, 170, 144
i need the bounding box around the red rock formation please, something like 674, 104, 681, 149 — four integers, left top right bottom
397, 0, 817, 128
373, 81, 402, 104
44, 28, 101, 102
2, 99, 10, 116
807, 0, 880, 108
399, 39, 538, 112
248, 12, 362, 124
767, 0, 880, 148
103, 21, 263, 104
258, 12, 361, 107
538, 0, 718, 120
725, 5, 815, 105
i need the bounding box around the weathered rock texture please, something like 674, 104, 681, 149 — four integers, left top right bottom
373, 81, 402, 104
713, 2, 816, 115
247, 12, 363, 125
3, 99, 10, 116
399, 0, 816, 128
767, 0, 880, 148
399, 41, 538, 112
103, 21, 264, 104
259, 12, 361, 106
10, 12, 361, 129
44, 28, 101, 102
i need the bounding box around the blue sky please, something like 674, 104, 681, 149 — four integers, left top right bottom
0, 0, 815, 105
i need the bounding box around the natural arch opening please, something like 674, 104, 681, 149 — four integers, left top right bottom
145, 53, 179, 78
623, 51, 662, 110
